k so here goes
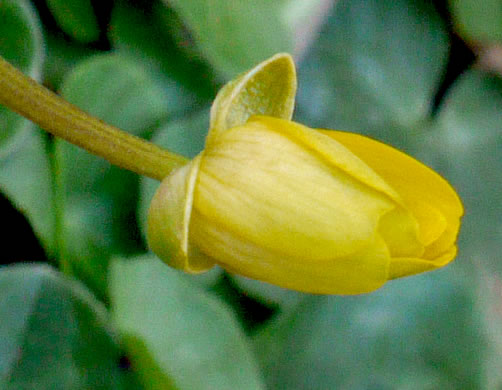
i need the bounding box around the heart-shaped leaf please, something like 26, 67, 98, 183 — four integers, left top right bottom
109, 255, 265, 390
164, 0, 294, 78
296, 0, 449, 149
109, 1, 215, 115
0, 264, 140, 389
254, 267, 489, 389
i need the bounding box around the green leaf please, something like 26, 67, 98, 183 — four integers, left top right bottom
0, 0, 55, 255
0, 126, 56, 255
109, 1, 215, 115
0, 0, 44, 146
450, 0, 502, 44
426, 69, 502, 278
0, 0, 43, 73
254, 267, 489, 389
165, 0, 294, 78
43, 30, 99, 92
0, 264, 140, 389
476, 271, 502, 389
296, 0, 449, 148
55, 53, 171, 300
46, 0, 100, 43
59, 53, 170, 137
109, 255, 265, 390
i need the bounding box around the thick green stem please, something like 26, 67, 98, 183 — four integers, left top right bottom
0, 55, 188, 181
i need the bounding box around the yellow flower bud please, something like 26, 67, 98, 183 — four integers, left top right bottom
148, 116, 463, 294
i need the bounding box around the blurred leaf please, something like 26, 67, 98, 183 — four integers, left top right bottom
296, 0, 449, 149
43, 30, 99, 91
59, 53, 170, 137
55, 53, 171, 300
0, 0, 44, 146
109, 1, 215, 115
46, 0, 100, 43
164, 0, 294, 78
0, 126, 56, 255
0, 264, 140, 389
476, 271, 502, 389
450, 0, 502, 44
0, 0, 43, 73
0, 0, 56, 255
425, 69, 502, 278
254, 267, 488, 389
109, 255, 265, 390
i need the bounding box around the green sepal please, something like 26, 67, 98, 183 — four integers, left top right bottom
207, 53, 297, 145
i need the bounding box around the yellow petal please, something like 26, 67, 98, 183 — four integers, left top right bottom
408, 200, 447, 246
422, 218, 461, 260
251, 116, 403, 204
389, 246, 457, 279
147, 156, 214, 273
193, 118, 395, 261
378, 207, 424, 258
191, 207, 391, 294
320, 129, 463, 252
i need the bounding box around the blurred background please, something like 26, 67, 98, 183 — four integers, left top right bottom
1, 0, 502, 389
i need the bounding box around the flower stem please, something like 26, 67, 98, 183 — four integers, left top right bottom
0, 55, 188, 181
